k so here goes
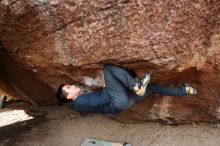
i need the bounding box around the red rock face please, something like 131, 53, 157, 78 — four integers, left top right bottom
0, 0, 220, 124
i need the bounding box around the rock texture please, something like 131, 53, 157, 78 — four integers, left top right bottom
0, 0, 220, 124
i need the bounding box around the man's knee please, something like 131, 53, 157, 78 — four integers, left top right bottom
104, 64, 119, 74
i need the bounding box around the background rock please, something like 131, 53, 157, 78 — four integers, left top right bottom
0, 0, 220, 124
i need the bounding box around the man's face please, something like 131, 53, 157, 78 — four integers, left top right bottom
62, 85, 81, 100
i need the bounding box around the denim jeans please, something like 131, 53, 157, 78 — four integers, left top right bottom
104, 64, 187, 112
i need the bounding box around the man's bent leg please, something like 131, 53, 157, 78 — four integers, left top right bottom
104, 65, 129, 111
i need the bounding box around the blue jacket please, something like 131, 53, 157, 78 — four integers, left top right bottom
71, 87, 118, 115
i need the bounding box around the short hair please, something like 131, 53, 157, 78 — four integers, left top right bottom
56, 84, 72, 104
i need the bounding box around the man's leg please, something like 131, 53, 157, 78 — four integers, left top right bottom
104, 64, 136, 111
147, 84, 187, 96
125, 84, 187, 109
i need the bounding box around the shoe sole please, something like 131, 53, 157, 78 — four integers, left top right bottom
190, 87, 197, 95
185, 83, 197, 95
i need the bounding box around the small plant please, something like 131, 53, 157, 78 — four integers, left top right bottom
122, 122, 129, 128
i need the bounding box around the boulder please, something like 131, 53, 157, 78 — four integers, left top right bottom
0, 0, 220, 124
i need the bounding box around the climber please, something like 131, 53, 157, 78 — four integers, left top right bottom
56, 64, 197, 115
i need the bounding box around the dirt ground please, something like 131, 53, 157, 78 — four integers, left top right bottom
1, 102, 220, 146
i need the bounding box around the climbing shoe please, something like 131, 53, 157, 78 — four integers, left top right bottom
133, 73, 151, 96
